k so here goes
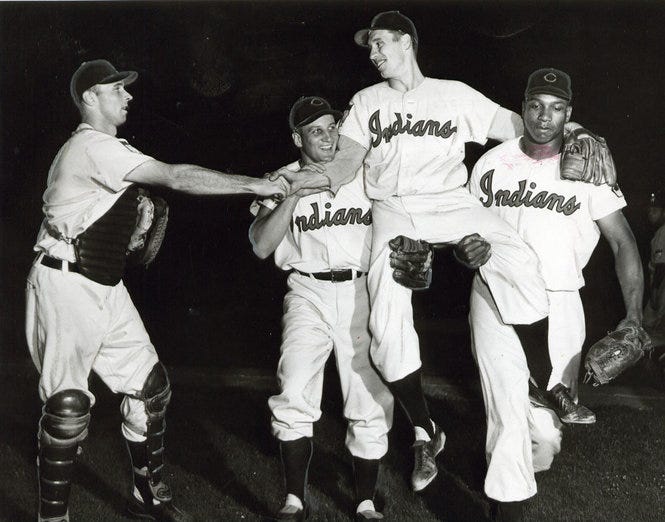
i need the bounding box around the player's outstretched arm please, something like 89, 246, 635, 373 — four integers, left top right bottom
269, 165, 331, 196
126, 159, 288, 198
598, 210, 644, 326
249, 196, 300, 259
269, 136, 366, 195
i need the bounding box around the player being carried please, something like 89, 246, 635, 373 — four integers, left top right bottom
26, 59, 289, 522
394, 68, 645, 522
249, 96, 393, 521
272, 11, 613, 496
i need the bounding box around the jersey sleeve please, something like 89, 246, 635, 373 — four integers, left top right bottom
457, 84, 500, 145
467, 153, 487, 198
587, 183, 627, 221
86, 134, 154, 192
339, 91, 372, 150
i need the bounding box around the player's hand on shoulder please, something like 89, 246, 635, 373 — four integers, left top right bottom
453, 233, 491, 269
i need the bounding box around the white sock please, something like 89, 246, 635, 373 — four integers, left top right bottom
285, 493, 303, 510
357, 499, 376, 513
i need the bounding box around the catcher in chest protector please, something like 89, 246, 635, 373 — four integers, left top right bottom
249, 96, 392, 521
390, 68, 645, 522
25, 59, 290, 522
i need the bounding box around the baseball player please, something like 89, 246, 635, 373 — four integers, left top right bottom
643, 190, 665, 349
25, 59, 289, 522
249, 96, 393, 521
275, 11, 567, 493
458, 68, 643, 521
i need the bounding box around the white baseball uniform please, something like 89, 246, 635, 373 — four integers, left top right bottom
467, 137, 626, 501
340, 78, 549, 382
25, 123, 160, 442
251, 162, 393, 460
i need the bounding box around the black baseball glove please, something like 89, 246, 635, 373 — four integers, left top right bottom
388, 235, 433, 290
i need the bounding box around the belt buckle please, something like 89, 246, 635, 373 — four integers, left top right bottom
330, 270, 341, 282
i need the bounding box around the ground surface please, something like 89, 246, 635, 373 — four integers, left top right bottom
3, 355, 664, 522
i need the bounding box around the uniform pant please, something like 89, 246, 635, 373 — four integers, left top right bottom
545, 289, 586, 400
368, 189, 549, 382
470, 276, 564, 502
269, 272, 394, 460
25, 257, 159, 441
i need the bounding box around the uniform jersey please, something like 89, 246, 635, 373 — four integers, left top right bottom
340, 78, 499, 200
252, 161, 372, 273
468, 138, 626, 291
33, 123, 154, 262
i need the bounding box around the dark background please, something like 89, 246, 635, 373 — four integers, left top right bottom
2, 1, 663, 378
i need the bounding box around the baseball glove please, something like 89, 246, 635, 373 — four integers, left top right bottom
583, 325, 652, 386
127, 190, 169, 266
559, 127, 617, 187
388, 235, 433, 290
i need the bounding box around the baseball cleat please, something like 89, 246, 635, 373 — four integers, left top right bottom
550, 383, 596, 424
411, 422, 446, 492
528, 380, 555, 410
356, 508, 384, 520
126, 495, 195, 522
39, 515, 69, 522
274, 502, 309, 521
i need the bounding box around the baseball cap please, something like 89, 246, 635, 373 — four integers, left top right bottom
354, 11, 418, 48
289, 96, 342, 131
525, 68, 572, 102
70, 59, 138, 103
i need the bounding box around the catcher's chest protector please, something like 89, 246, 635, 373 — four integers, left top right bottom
75, 185, 142, 286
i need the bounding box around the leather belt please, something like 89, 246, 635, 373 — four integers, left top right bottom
41, 255, 81, 274
293, 268, 365, 282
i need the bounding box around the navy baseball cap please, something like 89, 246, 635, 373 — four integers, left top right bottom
354, 11, 418, 48
289, 96, 342, 131
70, 59, 138, 103
525, 68, 572, 102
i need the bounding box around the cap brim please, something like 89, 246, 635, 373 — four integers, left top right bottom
99, 70, 138, 86
293, 109, 343, 130
525, 87, 570, 101
354, 28, 370, 47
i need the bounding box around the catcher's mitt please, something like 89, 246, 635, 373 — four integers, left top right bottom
388, 235, 433, 290
127, 190, 169, 266
583, 325, 652, 386
560, 127, 617, 187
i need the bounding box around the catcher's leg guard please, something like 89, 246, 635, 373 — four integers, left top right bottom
38, 389, 91, 522
125, 362, 193, 522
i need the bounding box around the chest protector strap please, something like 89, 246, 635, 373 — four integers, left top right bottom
75, 185, 141, 286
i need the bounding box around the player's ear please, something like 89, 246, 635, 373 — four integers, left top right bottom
81, 89, 96, 107
402, 33, 413, 52
292, 131, 303, 149
565, 105, 572, 123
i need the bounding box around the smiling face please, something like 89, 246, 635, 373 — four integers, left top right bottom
522, 93, 572, 145
367, 29, 408, 79
90, 80, 133, 128
293, 114, 339, 164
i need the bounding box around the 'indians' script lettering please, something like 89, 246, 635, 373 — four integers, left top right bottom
478, 169, 581, 216
368, 110, 457, 147
294, 202, 372, 232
